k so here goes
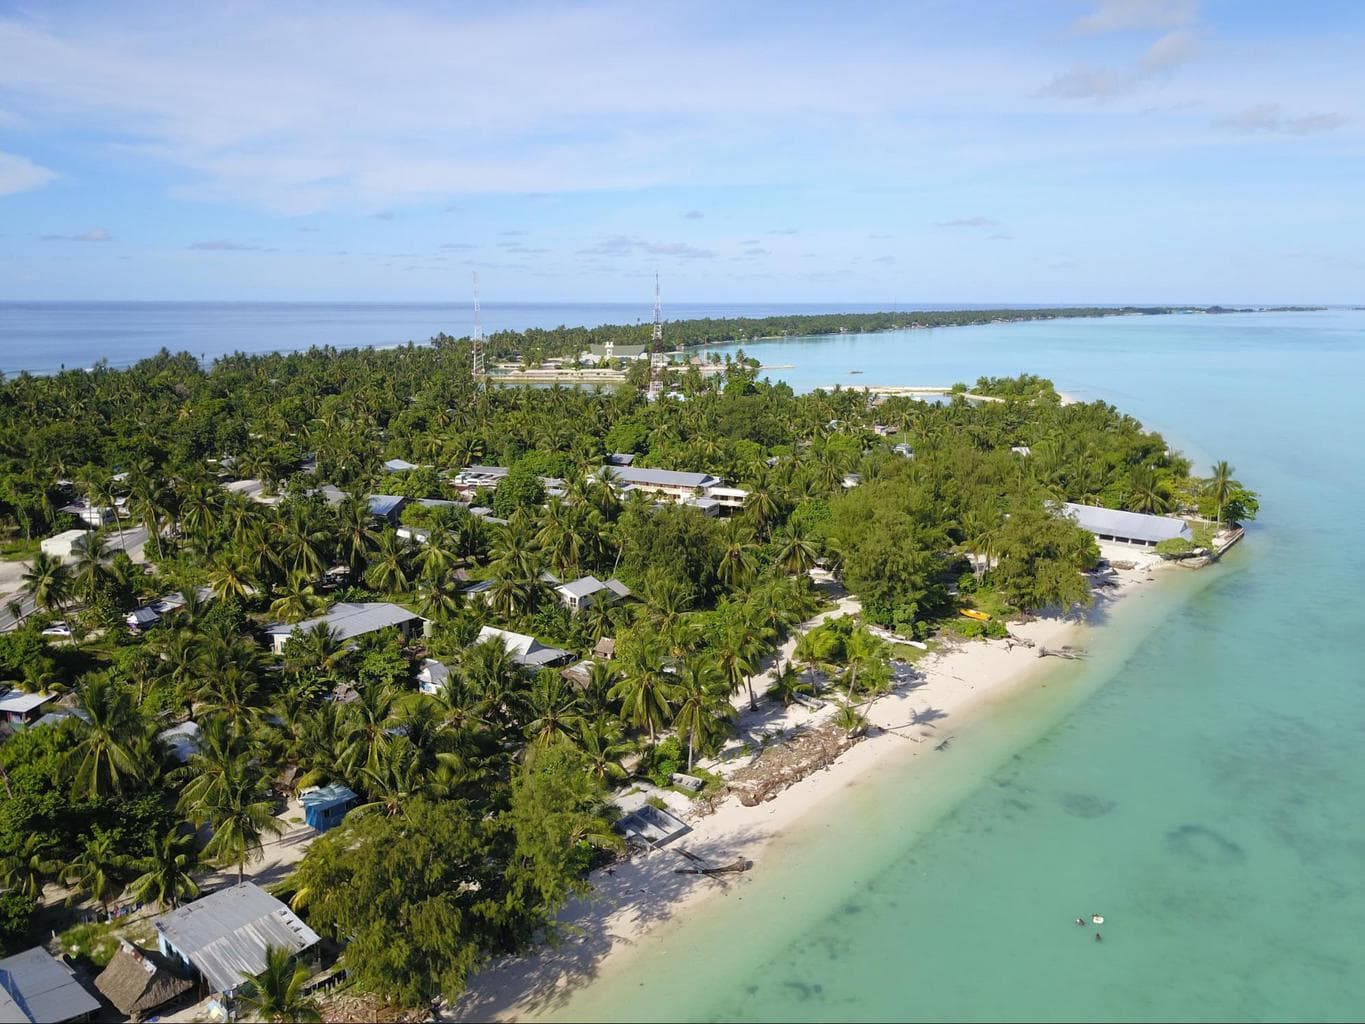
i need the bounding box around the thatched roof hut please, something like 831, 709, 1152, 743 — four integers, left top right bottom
94, 941, 193, 1019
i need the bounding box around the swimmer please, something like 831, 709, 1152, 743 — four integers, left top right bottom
1075, 917, 1086, 926
1094, 932, 1102, 943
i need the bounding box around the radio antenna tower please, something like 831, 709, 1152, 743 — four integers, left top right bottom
471, 271, 486, 379
648, 272, 665, 400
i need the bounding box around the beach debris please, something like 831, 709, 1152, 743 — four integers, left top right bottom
728, 722, 861, 805
1091, 914, 1105, 925
1075, 916, 1086, 926
1037, 645, 1087, 660
673, 855, 753, 877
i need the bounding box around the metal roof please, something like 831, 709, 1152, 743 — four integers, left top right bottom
153, 883, 320, 995
559, 576, 607, 599
383, 458, 418, 472
367, 494, 407, 518
299, 784, 357, 812
265, 602, 423, 641
476, 627, 571, 668
0, 946, 102, 1024
1061, 502, 1191, 543
0, 690, 58, 715
602, 466, 718, 489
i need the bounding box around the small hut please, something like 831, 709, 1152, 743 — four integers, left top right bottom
95, 941, 192, 1020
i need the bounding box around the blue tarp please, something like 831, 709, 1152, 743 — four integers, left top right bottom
301, 784, 358, 832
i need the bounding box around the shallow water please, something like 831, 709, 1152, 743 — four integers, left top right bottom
539, 309, 1365, 1021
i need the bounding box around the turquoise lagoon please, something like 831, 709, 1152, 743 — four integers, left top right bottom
539, 310, 1365, 1022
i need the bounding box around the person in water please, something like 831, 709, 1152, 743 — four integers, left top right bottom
1075, 917, 1086, 926
1095, 932, 1103, 942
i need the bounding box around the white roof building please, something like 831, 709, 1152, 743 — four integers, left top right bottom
264, 602, 426, 654
153, 883, 320, 996
475, 627, 573, 670
1060, 502, 1192, 547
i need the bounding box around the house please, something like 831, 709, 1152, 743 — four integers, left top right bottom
367, 494, 408, 524
1060, 502, 1192, 548
593, 636, 617, 660
555, 576, 631, 614
382, 458, 420, 473
300, 784, 358, 833
0, 946, 102, 1023
39, 529, 90, 563
0, 690, 60, 729
58, 500, 117, 528
892, 443, 915, 459
475, 626, 573, 670
125, 588, 209, 632
416, 658, 451, 695
222, 478, 280, 505
154, 883, 320, 996
872, 424, 896, 437
452, 466, 509, 492
596, 466, 748, 511
157, 721, 203, 765
94, 941, 193, 1020
461, 572, 560, 607
264, 602, 427, 655
31, 709, 89, 731
582, 341, 648, 362
604, 453, 636, 466
1010, 445, 1032, 456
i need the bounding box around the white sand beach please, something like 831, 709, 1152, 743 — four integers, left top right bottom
447, 544, 1169, 1022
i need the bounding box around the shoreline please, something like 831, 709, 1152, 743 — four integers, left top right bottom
448, 544, 1174, 1022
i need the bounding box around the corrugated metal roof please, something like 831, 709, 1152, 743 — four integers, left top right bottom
0, 691, 57, 715
299, 784, 357, 812
265, 602, 423, 641
476, 627, 570, 668
367, 494, 407, 518
1061, 502, 1191, 543
604, 466, 718, 489
559, 576, 607, 599
154, 883, 319, 995
0, 946, 102, 1023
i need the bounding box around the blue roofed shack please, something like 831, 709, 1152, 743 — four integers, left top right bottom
301, 784, 358, 832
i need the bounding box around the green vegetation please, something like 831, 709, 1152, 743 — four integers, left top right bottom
0, 325, 1257, 1006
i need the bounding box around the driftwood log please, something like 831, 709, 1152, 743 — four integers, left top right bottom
673, 856, 753, 877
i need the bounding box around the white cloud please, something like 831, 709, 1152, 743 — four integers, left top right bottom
188, 239, 261, 250
0, 150, 56, 195
934, 216, 999, 228
1073, 0, 1196, 35
40, 228, 110, 241
1214, 103, 1346, 135
578, 235, 716, 259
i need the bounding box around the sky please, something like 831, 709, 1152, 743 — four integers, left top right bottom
0, 0, 1362, 303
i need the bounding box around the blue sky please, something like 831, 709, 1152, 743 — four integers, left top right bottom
0, 0, 1361, 303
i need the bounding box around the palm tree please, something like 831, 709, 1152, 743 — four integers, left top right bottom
0, 834, 58, 900
715, 522, 758, 588
673, 657, 733, 770
364, 528, 411, 592
772, 520, 820, 577
1126, 466, 1170, 514
192, 759, 284, 883
62, 831, 127, 915
208, 551, 257, 602
234, 945, 321, 1024
1207, 460, 1237, 525
573, 715, 631, 783
21, 551, 72, 613
609, 644, 680, 744
71, 532, 112, 604
713, 615, 764, 710
268, 576, 325, 624
127, 829, 201, 910
524, 671, 584, 746
768, 662, 817, 707
68, 674, 144, 800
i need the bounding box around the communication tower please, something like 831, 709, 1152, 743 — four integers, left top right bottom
471, 271, 486, 379
648, 273, 666, 400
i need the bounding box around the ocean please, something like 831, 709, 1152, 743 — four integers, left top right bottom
530, 308, 1365, 1021
0, 300, 1069, 376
